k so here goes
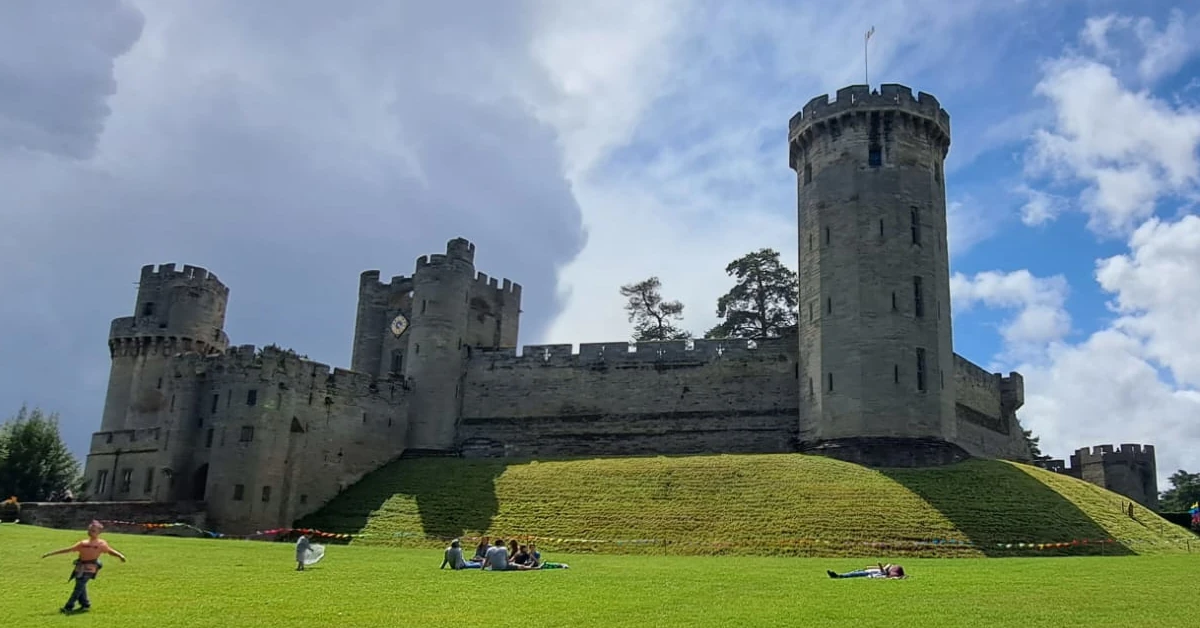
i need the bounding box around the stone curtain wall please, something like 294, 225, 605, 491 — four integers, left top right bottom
459, 339, 800, 457
19, 501, 208, 533
951, 354, 1030, 460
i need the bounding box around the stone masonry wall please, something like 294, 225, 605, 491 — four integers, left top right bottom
19, 501, 208, 534
459, 338, 800, 457
200, 345, 410, 534
951, 354, 1030, 460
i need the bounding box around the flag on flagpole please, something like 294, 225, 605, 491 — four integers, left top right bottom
866, 26, 875, 42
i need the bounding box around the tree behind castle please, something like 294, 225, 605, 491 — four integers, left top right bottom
1159, 469, 1200, 513
705, 248, 798, 340
619, 277, 691, 341
0, 406, 80, 502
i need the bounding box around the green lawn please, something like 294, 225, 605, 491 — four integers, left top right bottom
3, 524, 1197, 628
299, 454, 1196, 557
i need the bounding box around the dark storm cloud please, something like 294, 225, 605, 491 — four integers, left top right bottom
0, 1, 587, 457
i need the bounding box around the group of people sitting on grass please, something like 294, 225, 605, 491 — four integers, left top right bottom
441, 536, 569, 571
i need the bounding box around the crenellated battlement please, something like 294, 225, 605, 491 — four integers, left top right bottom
107, 333, 226, 358
198, 344, 402, 400
472, 337, 796, 367
358, 270, 414, 294
1072, 443, 1156, 465
415, 237, 477, 271
788, 83, 950, 139
139, 263, 229, 294
473, 271, 522, 296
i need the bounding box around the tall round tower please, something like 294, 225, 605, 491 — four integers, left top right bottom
788, 84, 958, 465
100, 264, 230, 433
404, 238, 475, 451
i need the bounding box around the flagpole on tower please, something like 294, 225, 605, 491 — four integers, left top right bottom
865, 26, 875, 86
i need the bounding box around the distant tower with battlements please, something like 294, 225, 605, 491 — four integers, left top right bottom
351, 238, 521, 452
788, 84, 958, 465
100, 264, 230, 434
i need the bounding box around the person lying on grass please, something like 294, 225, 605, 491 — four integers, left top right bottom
441, 539, 482, 570
41, 520, 127, 614
827, 563, 905, 579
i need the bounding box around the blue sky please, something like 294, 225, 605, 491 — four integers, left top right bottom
2, 0, 1199, 486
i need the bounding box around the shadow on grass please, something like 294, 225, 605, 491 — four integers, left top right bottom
878, 460, 1134, 557
295, 456, 509, 543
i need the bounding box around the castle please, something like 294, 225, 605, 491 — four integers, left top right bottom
81, 84, 1158, 534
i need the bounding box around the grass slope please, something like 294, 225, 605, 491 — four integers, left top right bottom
3, 524, 1198, 628
300, 454, 1197, 557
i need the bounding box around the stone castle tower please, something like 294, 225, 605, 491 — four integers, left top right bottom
1038, 445, 1159, 510
789, 84, 958, 464
349, 237, 521, 451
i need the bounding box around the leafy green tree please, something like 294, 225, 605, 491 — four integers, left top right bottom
0, 406, 81, 501
1022, 429, 1052, 462
1159, 470, 1200, 512
620, 276, 690, 341
705, 248, 798, 339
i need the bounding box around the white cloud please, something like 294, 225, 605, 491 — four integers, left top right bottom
999, 12, 1200, 484
1014, 184, 1070, 226
951, 270, 1072, 361
946, 199, 995, 257
1025, 58, 1200, 235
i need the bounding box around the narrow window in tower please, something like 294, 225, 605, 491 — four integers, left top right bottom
825, 227, 831, 245
913, 276, 924, 318
869, 147, 882, 167
809, 302, 814, 322
916, 348, 927, 392
891, 292, 898, 311
261, 486, 271, 503
894, 364, 899, 384
96, 470, 108, 494
910, 208, 921, 245
119, 469, 132, 493
299, 494, 308, 505
457, 337, 462, 350
826, 297, 832, 314
227, 393, 232, 408
804, 163, 812, 184
141, 302, 155, 317
415, 344, 420, 355
935, 162, 942, 183
827, 372, 834, 392
421, 300, 427, 314
246, 389, 257, 406
157, 377, 163, 390
170, 395, 175, 411
205, 429, 213, 448
937, 299, 941, 320
809, 232, 813, 249
941, 370, 945, 389
879, 219, 885, 238
240, 426, 254, 442
144, 468, 154, 494
362, 412, 367, 424
233, 484, 245, 501
211, 394, 219, 413
794, 364, 799, 379
808, 378, 814, 396
391, 352, 403, 374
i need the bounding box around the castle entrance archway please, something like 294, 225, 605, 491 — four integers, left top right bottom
191, 464, 209, 501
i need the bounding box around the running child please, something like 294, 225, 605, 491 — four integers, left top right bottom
41, 520, 127, 613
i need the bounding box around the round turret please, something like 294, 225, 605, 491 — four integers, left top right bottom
789, 84, 958, 463
404, 239, 475, 450
100, 264, 230, 432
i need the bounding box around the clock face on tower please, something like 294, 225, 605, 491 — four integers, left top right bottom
389, 314, 410, 338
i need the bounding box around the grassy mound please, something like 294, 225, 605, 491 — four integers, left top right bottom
299, 454, 1197, 557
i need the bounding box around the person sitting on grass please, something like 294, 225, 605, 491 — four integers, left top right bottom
528, 543, 570, 570
483, 538, 510, 571
441, 539, 482, 570
41, 520, 128, 614
472, 536, 490, 563
827, 563, 905, 579
507, 540, 520, 565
